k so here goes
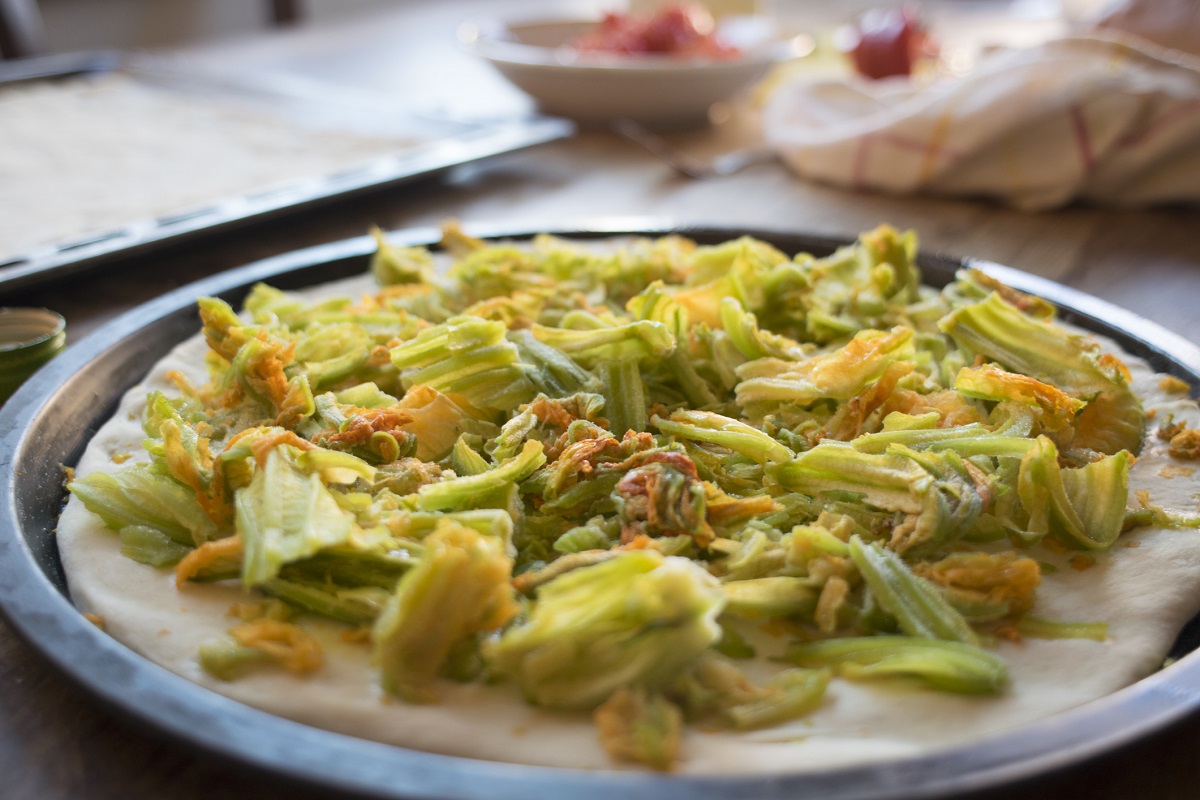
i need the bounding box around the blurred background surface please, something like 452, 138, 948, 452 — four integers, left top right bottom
27, 0, 1103, 53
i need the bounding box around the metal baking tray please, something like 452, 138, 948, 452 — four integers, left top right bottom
0, 55, 574, 295
2, 221, 1200, 799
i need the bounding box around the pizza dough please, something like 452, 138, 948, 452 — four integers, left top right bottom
55, 254, 1200, 775
0, 74, 406, 258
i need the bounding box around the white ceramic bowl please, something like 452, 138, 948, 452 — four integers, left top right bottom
459, 16, 811, 129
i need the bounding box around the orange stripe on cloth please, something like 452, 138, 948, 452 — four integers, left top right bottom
1069, 104, 1095, 172
852, 133, 875, 189
918, 109, 956, 184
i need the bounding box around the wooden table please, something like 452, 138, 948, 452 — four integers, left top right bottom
4, 2, 1200, 798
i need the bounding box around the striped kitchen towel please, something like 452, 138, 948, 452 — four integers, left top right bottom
762, 31, 1200, 210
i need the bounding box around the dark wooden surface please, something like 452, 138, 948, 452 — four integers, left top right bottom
4, 2, 1200, 797
0, 0, 47, 59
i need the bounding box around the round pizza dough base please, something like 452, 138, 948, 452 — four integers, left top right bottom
56, 266, 1200, 774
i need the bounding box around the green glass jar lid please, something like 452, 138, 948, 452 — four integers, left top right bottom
0, 308, 67, 403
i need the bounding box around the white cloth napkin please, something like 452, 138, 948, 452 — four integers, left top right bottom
763, 31, 1200, 210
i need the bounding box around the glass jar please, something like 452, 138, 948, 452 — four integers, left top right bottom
0, 308, 66, 405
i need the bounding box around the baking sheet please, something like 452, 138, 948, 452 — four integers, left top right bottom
3, 222, 1200, 799
0, 55, 572, 295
